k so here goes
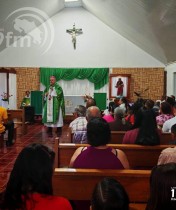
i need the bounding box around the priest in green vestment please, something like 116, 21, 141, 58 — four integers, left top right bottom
42, 76, 65, 137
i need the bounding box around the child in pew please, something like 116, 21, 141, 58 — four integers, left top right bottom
91, 177, 129, 210
146, 163, 176, 210
0, 143, 72, 210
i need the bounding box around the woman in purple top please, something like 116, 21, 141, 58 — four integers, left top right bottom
69, 117, 129, 169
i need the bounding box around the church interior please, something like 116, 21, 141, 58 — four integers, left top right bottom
1, 0, 176, 209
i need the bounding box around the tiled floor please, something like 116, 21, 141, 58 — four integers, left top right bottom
0, 122, 70, 193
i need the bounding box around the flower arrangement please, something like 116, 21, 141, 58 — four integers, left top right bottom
1, 92, 13, 102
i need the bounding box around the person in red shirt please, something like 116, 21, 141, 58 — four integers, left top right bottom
0, 143, 72, 210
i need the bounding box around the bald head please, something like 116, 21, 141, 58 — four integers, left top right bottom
86, 106, 101, 121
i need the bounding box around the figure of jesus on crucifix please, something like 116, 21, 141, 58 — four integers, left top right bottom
66, 23, 83, 49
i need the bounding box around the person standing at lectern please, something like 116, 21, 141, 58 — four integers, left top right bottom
42, 76, 65, 137
21, 90, 31, 108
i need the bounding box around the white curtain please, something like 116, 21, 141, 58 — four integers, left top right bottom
40, 78, 108, 97
0, 73, 7, 107
9, 74, 17, 109
40, 79, 109, 111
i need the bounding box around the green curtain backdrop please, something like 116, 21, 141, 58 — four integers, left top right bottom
94, 93, 107, 110
31, 91, 43, 115
40, 68, 109, 90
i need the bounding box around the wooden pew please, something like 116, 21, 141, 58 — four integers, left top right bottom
69, 130, 171, 145
54, 142, 172, 169
70, 131, 131, 144
111, 131, 126, 143
7, 109, 28, 135
110, 131, 171, 144
70, 131, 129, 144
53, 168, 150, 210
160, 132, 171, 144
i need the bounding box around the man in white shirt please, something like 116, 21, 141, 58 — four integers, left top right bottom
162, 103, 176, 132
69, 105, 87, 133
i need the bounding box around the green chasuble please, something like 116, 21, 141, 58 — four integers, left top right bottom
42, 83, 65, 124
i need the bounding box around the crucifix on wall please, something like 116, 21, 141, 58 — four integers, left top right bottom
66, 23, 83, 49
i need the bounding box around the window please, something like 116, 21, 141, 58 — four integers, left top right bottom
64, 0, 82, 7
65, 0, 79, 2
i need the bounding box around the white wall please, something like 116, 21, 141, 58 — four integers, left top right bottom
0, 7, 165, 68
0, 73, 7, 107
0, 73, 16, 109
165, 62, 176, 96
8, 73, 17, 109
0, 0, 64, 24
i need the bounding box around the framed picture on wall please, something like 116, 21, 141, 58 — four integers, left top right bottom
109, 74, 131, 99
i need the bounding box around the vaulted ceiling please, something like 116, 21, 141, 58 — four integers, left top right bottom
82, 0, 176, 64
0, 0, 176, 65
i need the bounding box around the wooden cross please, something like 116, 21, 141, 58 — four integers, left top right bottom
66, 23, 83, 49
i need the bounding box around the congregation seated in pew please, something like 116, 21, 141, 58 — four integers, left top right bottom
68, 117, 130, 209
123, 109, 160, 145
56, 143, 171, 169
70, 129, 173, 145
71, 106, 101, 144
68, 103, 172, 145
110, 130, 171, 145
70, 117, 129, 169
